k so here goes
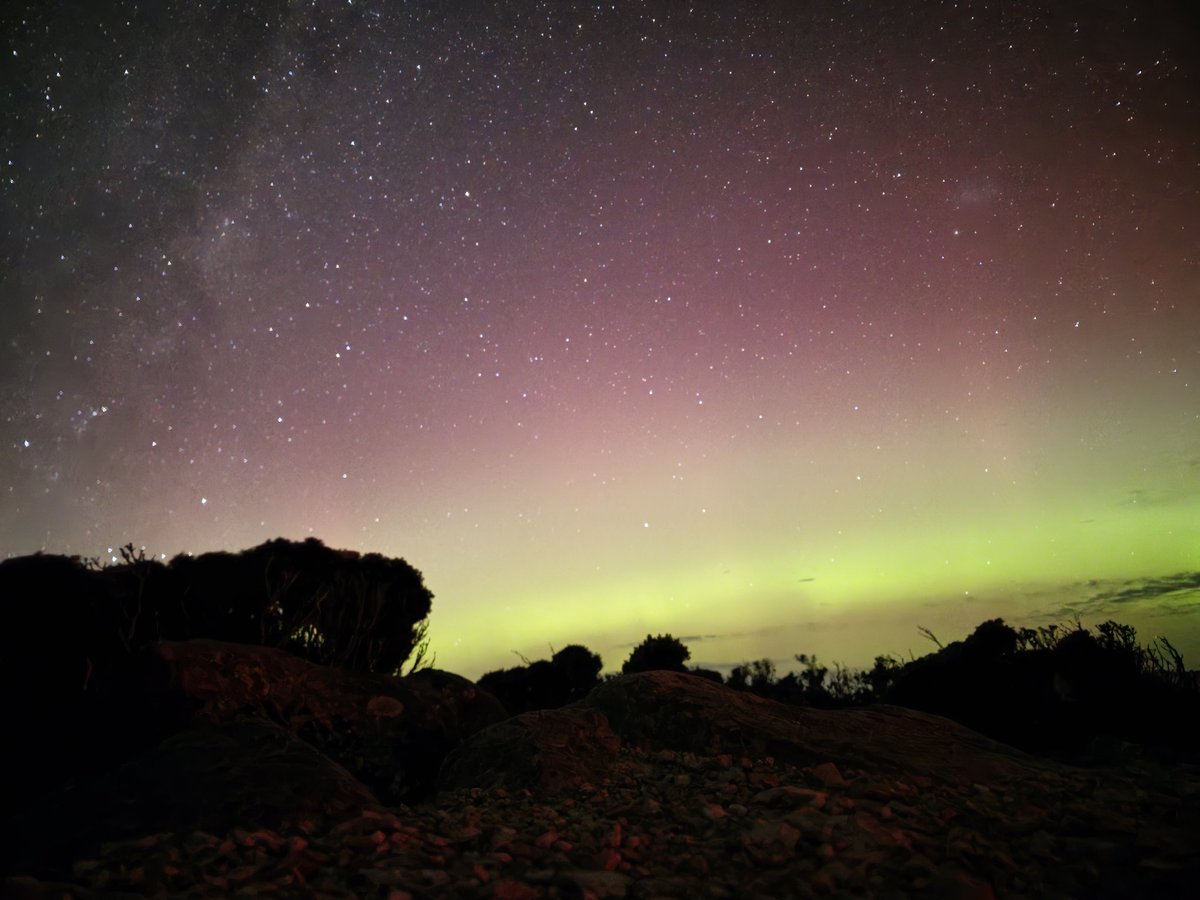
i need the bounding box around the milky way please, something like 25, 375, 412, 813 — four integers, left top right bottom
3, 1, 1198, 677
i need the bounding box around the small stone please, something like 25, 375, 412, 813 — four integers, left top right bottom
742, 819, 801, 864
597, 848, 623, 871
563, 869, 632, 898
752, 785, 827, 808
420, 869, 451, 887
366, 695, 405, 717
811, 762, 846, 787
928, 868, 996, 900
360, 868, 408, 887
491, 878, 543, 900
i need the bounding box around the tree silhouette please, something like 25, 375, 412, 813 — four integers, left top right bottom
622, 633, 690, 674
165, 538, 434, 673
964, 617, 1020, 661
551, 644, 603, 701
478, 643, 604, 714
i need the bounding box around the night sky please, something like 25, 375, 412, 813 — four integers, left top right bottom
3, 1, 1198, 679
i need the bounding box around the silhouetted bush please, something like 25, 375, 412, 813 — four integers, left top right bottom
161, 538, 433, 673
726, 653, 897, 708
551, 644, 604, 700
0, 538, 435, 806
964, 617, 1020, 661
688, 666, 725, 684
883, 618, 1200, 763
709, 616, 1199, 764
478, 644, 604, 715
622, 634, 690, 674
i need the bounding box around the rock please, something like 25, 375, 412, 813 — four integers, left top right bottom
439, 707, 622, 792
927, 867, 996, 900
740, 818, 802, 864
750, 785, 827, 808
580, 671, 1056, 786
1, 719, 385, 876
561, 869, 632, 898
811, 761, 847, 786
140, 640, 508, 801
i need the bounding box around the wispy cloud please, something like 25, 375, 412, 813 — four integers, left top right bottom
1086, 572, 1200, 606
617, 632, 721, 649
620, 618, 833, 650
1044, 571, 1200, 621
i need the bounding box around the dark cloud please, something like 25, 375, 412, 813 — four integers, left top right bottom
1038, 571, 1200, 621
1087, 572, 1200, 606
621, 618, 834, 650
617, 633, 720, 649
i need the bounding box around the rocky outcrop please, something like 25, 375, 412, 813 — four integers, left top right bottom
4, 663, 1199, 898
5, 719, 387, 873
1, 640, 506, 878
439, 707, 623, 792
439, 670, 1056, 797
580, 670, 1054, 786
140, 639, 508, 802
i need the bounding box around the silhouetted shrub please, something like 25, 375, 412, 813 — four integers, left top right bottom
163, 538, 433, 673
0, 538, 435, 807
476, 666, 529, 715
551, 644, 603, 701
0, 550, 166, 806
622, 634, 690, 674
725, 654, 891, 708
884, 617, 1200, 763
728, 658, 777, 693
478, 644, 604, 715
964, 618, 1020, 661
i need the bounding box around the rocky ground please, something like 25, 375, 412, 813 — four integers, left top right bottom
4, 650, 1199, 899
6, 744, 1199, 899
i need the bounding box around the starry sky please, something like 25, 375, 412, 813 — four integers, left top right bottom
3, 1, 1198, 679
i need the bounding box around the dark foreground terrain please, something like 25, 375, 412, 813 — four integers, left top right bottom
3, 641, 1198, 899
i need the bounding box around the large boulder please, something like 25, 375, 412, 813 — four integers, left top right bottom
3, 642, 510, 876
439, 708, 622, 792
577, 670, 1054, 786
138, 640, 509, 801
1, 719, 386, 877
439, 671, 1056, 797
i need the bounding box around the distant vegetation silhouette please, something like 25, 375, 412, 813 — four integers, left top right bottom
478, 644, 603, 715
621, 633, 690, 674
2, 536, 1198, 782
478, 622, 1200, 765
0, 537, 432, 676
0, 538, 433, 803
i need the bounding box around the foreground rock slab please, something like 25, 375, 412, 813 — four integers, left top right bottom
5, 719, 387, 873
6, 736, 1198, 898
4, 669, 1198, 897
440, 708, 623, 792
581, 671, 1052, 787
142, 639, 508, 801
